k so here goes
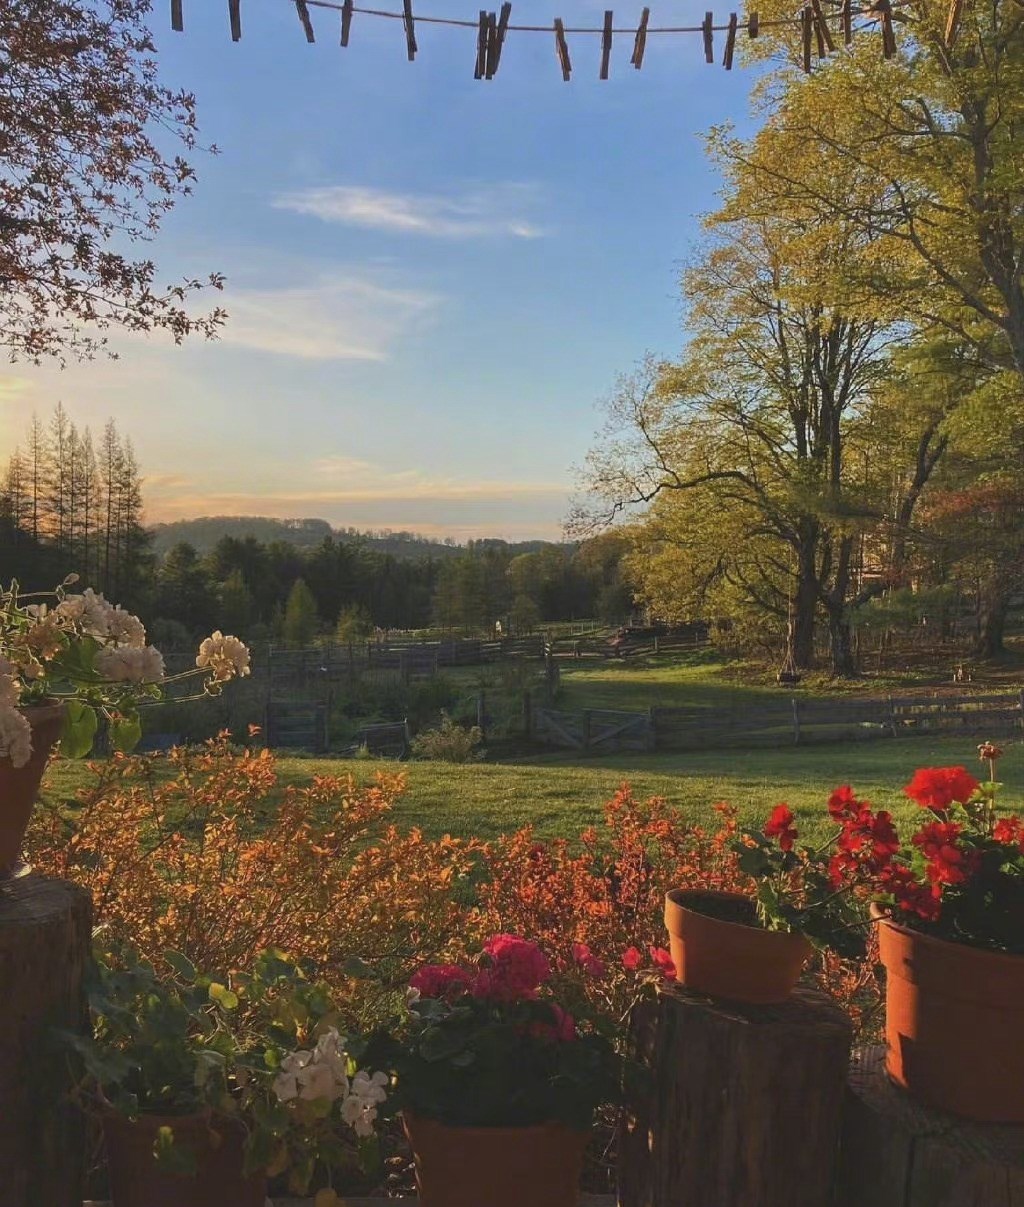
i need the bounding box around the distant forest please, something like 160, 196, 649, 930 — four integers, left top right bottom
1, 406, 633, 645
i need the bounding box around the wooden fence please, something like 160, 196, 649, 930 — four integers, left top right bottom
532, 707, 656, 752
531, 692, 1024, 754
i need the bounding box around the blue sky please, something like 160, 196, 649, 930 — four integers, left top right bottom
1, 0, 759, 540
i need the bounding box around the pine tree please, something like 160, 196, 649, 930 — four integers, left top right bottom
282, 578, 319, 647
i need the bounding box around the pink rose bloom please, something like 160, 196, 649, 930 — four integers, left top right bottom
473, 934, 551, 1001
409, 963, 473, 999
571, 942, 606, 979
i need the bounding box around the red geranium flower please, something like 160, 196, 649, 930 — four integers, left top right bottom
472, 934, 551, 1001
827, 785, 860, 820
764, 804, 798, 852
994, 816, 1024, 850
912, 821, 978, 886
571, 942, 606, 979
649, 946, 676, 980
410, 963, 473, 999
904, 766, 980, 811
881, 863, 941, 922
621, 946, 643, 971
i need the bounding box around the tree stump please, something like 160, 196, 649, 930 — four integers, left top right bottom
618, 982, 852, 1207
835, 1046, 1024, 1207
0, 875, 92, 1207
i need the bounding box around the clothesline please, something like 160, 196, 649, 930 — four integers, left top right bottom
169, 0, 910, 77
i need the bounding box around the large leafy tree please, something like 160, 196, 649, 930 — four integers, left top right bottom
578, 198, 899, 678
736, 0, 1024, 379
0, 0, 224, 361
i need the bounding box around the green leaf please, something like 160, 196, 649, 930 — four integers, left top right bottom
60, 700, 98, 759
109, 712, 142, 754
342, 956, 376, 980
163, 950, 197, 984
208, 982, 239, 1011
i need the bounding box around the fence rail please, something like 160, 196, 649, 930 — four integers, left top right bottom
530, 691, 1024, 753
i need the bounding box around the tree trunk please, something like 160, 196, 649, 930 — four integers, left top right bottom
0, 875, 92, 1207
782, 546, 820, 677
975, 587, 1008, 658
619, 983, 852, 1207
827, 606, 858, 679
836, 1047, 1024, 1206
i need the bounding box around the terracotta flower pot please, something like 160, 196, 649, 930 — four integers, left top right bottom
664, 889, 813, 1005
403, 1112, 590, 1207
0, 701, 65, 879
875, 910, 1024, 1122
102, 1111, 266, 1207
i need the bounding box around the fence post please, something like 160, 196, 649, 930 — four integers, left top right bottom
477, 690, 487, 741
648, 706, 657, 752
523, 689, 532, 737
887, 694, 898, 738
791, 697, 801, 745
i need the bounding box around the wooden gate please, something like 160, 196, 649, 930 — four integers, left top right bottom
532, 707, 653, 752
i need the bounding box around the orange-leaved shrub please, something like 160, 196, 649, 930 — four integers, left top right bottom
478, 785, 880, 1032
29, 735, 478, 1024
475, 787, 751, 1019
31, 744, 880, 1036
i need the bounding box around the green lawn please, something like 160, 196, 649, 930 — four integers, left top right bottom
40, 734, 1022, 844
553, 643, 1024, 715
555, 648, 776, 713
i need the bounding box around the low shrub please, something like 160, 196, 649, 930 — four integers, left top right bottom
29, 736, 478, 1027
410, 715, 484, 763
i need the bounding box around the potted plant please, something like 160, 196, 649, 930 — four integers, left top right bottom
665, 801, 888, 1004
373, 934, 621, 1207
830, 750, 1024, 1122
0, 577, 250, 878
66, 944, 388, 1207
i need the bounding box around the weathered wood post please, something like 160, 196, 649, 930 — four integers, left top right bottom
0, 875, 92, 1207
835, 1047, 1024, 1206
619, 983, 851, 1207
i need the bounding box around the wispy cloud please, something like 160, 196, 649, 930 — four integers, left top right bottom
218, 274, 441, 361
273, 184, 546, 240
0, 376, 35, 405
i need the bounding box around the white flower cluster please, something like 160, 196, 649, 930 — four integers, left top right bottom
272, 1028, 388, 1138
94, 644, 166, 684
196, 631, 251, 682
51, 588, 148, 648
0, 657, 30, 768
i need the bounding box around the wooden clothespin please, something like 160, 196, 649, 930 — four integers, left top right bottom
554, 18, 571, 80
600, 10, 613, 79
475, 10, 488, 77
486, 2, 511, 78
841, 0, 852, 45
171, 0, 183, 31
228, 0, 242, 41
631, 6, 650, 68
702, 11, 714, 62
403, 0, 418, 59
944, 0, 963, 45
723, 11, 738, 67
810, 0, 834, 53
874, 0, 896, 57
341, 0, 354, 45
747, 10, 759, 36
295, 0, 316, 42
801, 5, 812, 70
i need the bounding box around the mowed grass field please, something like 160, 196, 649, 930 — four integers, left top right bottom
40, 734, 1024, 845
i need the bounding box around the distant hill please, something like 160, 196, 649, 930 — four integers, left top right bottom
148, 516, 563, 561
